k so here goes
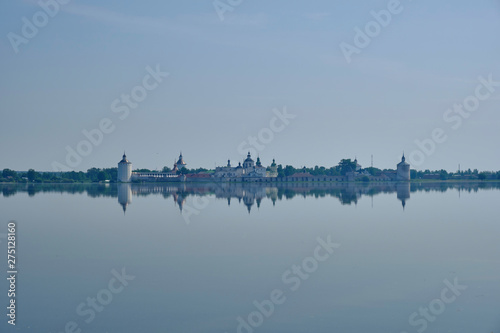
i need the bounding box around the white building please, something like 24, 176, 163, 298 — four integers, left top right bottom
117, 152, 132, 182
213, 160, 240, 179
243, 152, 255, 169
213, 152, 269, 180
396, 154, 411, 181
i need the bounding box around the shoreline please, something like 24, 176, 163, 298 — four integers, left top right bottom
2, 179, 500, 185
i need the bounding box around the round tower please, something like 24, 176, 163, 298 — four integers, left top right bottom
396, 154, 410, 181
117, 152, 132, 182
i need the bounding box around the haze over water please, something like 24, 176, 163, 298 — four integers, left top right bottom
0, 182, 499, 332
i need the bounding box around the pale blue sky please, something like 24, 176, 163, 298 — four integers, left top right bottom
1, 0, 499, 172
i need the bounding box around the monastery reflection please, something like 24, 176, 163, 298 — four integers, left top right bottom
2, 182, 495, 215
117, 182, 415, 214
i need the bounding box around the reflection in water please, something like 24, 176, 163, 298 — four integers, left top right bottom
1, 181, 498, 333
3, 181, 500, 214
117, 183, 132, 213
396, 182, 410, 210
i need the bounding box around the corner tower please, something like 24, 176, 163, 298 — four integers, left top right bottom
117, 152, 132, 182
396, 154, 410, 181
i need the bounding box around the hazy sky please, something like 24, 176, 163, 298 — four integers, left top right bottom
1, 0, 499, 172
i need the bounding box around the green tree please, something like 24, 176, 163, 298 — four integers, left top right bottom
326, 166, 340, 176
190, 168, 209, 174
102, 168, 117, 182
27, 169, 37, 182
312, 166, 326, 176
365, 167, 382, 176
2, 168, 17, 180
87, 168, 101, 182
338, 159, 356, 175
277, 164, 285, 178
134, 169, 152, 173
284, 165, 296, 177
97, 171, 107, 181
177, 167, 189, 175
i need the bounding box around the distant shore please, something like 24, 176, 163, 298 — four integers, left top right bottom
2, 179, 500, 185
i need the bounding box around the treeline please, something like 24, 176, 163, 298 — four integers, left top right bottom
275, 160, 500, 180
2, 158, 500, 183
411, 169, 500, 180
276, 159, 382, 177
0, 168, 117, 183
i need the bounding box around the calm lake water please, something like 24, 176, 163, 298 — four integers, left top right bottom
0, 182, 499, 333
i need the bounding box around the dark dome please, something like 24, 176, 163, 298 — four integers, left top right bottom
244, 152, 254, 163
176, 153, 186, 165
119, 153, 131, 164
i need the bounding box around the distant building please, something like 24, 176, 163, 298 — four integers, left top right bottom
175, 152, 187, 170
117, 152, 132, 182
422, 174, 441, 180
396, 154, 410, 181
354, 158, 362, 171
213, 152, 268, 180
213, 160, 241, 179
129, 152, 183, 181
243, 152, 255, 169
384, 170, 397, 181
117, 151, 412, 183
268, 159, 278, 177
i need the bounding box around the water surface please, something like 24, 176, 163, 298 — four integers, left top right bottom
0, 182, 499, 333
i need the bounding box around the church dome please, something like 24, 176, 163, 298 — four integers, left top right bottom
119, 152, 131, 164
398, 154, 409, 166
176, 153, 186, 166
244, 152, 254, 163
